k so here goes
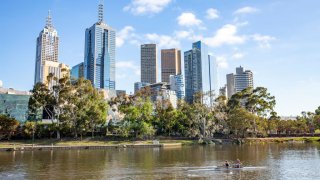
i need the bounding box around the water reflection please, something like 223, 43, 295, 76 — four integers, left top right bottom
0, 143, 319, 179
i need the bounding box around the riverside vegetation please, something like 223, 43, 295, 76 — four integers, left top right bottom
1, 74, 320, 142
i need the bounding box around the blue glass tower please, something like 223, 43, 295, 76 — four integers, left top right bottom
84, 2, 116, 89
184, 41, 218, 105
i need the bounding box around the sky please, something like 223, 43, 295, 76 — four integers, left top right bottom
0, 0, 320, 116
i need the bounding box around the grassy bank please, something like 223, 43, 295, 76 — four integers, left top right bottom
0, 139, 196, 148
246, 137, 320, 143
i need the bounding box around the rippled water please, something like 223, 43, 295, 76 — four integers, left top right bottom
0, 143, 319, 179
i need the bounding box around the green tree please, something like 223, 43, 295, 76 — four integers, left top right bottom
0, 115, 20, 140
227, 108, 258, 138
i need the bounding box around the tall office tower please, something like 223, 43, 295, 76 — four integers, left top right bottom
184, 41, 217, 105
141, 44, 157, 84
234, 66, 254, 92
161, 48, 181, 83
169, 74, 185, 100
226, 66, 254, 98
34, 11, 60, 85
226, 73, 235, 98
71, 62, 84, 80
84, 1, 116, 89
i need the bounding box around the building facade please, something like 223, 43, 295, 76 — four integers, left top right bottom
84, 2, 116, 90
169, 74, 185, 100
226, 66, 254, 98
71, 62, 84, 80
141, 44, 157, 84
184, 41, 218, 105
41, 61, 70, 88
134, 82, 150, 94
0, 87, 31, 123
34, 11, 60, 85
161, 48, 181, 83
234, 66, 254, 93
226, 73, 235, 98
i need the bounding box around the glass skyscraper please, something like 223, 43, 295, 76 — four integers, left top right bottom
184, 41, 218, 105
84, 2, 116, 89
71, 62, 84, 81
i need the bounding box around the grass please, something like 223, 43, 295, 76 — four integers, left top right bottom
246, 137, 320, 143
0, 139, 196, 148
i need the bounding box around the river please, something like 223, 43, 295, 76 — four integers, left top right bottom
0, 143, 319, 179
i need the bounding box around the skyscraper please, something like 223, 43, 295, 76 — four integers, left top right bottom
234, 66, 254, 92
141, 44, 157, 84
226, 66, 254, 98
226, 73, 235, 98
71, 62, 84, 80
161, 48, 181, 83
184, 41, 218, 104
34, 11, 69, 88
169, 74, 185, 100
84, 1, 116, 89
34, 11, 59, 84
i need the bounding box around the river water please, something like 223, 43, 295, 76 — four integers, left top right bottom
0, 143, 319, 179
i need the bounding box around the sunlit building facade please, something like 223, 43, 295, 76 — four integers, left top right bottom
84, 2, 116, 90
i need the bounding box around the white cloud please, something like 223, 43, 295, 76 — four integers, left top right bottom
116, 61, 140, 76
204, 24, 246, 47
252, 34, 276, 48
234, 6, 258, 15
174, 30, 192, 39
232, 52, 245, 59
145, 33, 181, 48
206, 8, 219, 20
216, 56, 228, 69
124, 0, 172, 15
177, 12, 202, 27
116, 26, 136, 47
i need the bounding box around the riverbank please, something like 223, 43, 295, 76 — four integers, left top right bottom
0, 139, 195, 151
245, 137, 320, 143
1, 137, 319, 151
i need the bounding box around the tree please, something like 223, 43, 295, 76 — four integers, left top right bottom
119, 97, 154, 138
227, 108, 258, 138
0, 115, 20, 140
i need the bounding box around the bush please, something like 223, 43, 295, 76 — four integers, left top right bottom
0, 115, 20, 140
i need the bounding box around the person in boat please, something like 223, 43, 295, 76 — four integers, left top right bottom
224, 160, 230, 168
234, 159, 242, 168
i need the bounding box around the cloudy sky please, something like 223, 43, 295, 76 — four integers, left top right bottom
1, 0, 320, 116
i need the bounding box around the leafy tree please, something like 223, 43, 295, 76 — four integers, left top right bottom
0, 115, 20, 140
227, 108, 258, 138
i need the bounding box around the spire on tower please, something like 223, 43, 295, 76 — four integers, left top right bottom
98, 0, 104, 23
46, 10, 53, 28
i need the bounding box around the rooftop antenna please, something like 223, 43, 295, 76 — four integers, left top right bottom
46, 10, 53, 28
98, 0, 104, 23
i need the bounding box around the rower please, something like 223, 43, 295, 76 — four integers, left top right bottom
234, 159, 242, 168
224, 160, 230, 168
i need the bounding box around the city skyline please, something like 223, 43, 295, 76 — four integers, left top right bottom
1, 0, 320, 116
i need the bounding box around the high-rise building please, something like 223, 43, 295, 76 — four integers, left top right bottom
161, 49, 181, 83
84, 1, 116, 90
226, 73, 235, 98
226, 66, 254, 98
169, 74, 185, 100
34, 11, 60, 85
184, 41, 218, 105
141, 44, 157, 84
234, 66, 253, 92
71, 62, 84, 80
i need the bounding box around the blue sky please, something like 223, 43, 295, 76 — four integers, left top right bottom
0, 0, 320, 116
